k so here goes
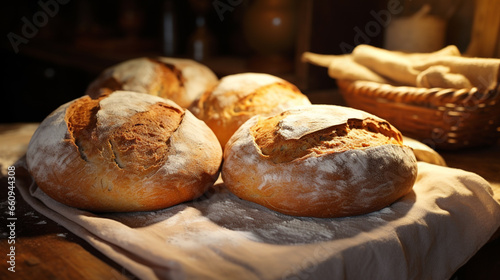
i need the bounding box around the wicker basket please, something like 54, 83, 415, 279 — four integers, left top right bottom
336, 79, 500, 150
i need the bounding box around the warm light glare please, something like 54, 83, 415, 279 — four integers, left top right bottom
272, 17, 281, 26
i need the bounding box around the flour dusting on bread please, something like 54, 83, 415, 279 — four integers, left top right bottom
192, 72, 311, 148
222, 105, 417, 218
26, 91, 222, 212
211, 73, 284, 108
98, 91, 180, 131
277, 105, 368, 140
108, 58, 157, 93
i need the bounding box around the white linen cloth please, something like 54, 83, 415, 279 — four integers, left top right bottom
302, 45, 500, 91
16, 158, 500, 280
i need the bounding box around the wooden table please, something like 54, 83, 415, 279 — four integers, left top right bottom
0, 124, 134, 279
1, 120, 499, 280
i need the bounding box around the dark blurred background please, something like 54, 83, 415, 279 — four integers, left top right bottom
1, 0, 477, 123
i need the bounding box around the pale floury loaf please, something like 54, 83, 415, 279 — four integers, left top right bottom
86, 57, 219, 108
222, 105, 418, 218
27, 91, 222, 212
190, 72, 311, 148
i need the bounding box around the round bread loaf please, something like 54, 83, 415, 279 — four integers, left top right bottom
85, 57, 218, 108
190, 73, 311, 148
222, 105, 418, 218
26, 91, 223, 212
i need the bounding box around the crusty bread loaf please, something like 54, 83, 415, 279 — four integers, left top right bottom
26, 91, 222, 212
222, 105, 418, 218
190, 73, 312, 148
85, 57, 218, 108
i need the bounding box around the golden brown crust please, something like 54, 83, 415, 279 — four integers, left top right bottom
85, 57, 218, 108
222, 105, 418, 218
26, 91, 222, 212
66, 97, 185, 176
251, 113, 402, 164
191, 73, 312, 148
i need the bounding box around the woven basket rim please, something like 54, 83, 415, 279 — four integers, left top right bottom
337, 79, 500, 149
337, 79, 500, 107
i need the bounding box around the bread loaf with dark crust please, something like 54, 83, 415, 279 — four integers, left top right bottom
26, 91, 223, 212
85, 57, 218, 109
222, 105, 418, 218
190, 72, 312, 148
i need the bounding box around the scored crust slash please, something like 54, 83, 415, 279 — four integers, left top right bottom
190, 72, 311, 149
85, 57, 219, 109
222, 105, 418, 218
26, 91, 223, 212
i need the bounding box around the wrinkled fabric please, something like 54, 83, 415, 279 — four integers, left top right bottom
17, 159, 500, 280
303, 45, 500, 91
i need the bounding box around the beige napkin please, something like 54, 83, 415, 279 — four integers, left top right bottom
303, 44, 500, 91
403, 136, 447, 166
16, 156, 500, 280
301, 52, 390, 84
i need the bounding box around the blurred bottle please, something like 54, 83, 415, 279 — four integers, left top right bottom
187, 0, 216, 61
162, 0, 177, 56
